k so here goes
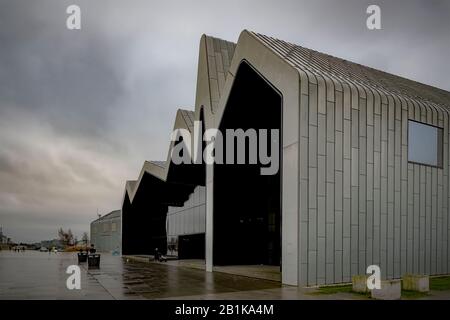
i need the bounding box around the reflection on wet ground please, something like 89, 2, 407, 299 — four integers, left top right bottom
0, 251, 280, 300
0, 251, 113, 299
3, 251, 448, 300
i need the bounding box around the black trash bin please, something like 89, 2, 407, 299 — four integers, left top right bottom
77, 252, 88, 263
88, 254, 101, 269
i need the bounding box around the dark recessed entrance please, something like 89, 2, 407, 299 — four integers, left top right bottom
122, 173, 195, 256
213, 61, 282, 267
178, 233, 206, 259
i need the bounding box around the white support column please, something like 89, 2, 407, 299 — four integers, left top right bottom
281, 81, 300, 286
282, 141, 299, 285
205, 163, 214, 272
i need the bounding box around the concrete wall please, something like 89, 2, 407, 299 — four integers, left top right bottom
90, 212, 121, 253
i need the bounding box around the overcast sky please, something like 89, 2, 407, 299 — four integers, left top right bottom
0, 0, 449, 243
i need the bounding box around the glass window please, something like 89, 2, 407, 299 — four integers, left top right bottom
408, 120, 443, 167
111, 222, 117, 232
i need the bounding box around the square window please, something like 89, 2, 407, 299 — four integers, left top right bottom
408, 120, 443, 167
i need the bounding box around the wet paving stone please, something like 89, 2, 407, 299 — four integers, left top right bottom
0, 250, 282, 299
8, 250, 442, 300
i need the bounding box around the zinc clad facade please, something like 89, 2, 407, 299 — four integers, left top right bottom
251, 33, 450, 286
121, 30, 450, 287
167, 185, 206, 257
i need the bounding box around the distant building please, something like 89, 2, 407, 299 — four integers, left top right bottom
90, 210, 121, 253
0, 226, 9, 244
75, 239, 89, 247
40, 239, 64, 250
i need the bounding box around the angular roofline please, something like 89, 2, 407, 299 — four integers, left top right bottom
122, 29, 450, 210
91, 209, 121, 224
249, 31, 450, 113
122, 34, 237, 208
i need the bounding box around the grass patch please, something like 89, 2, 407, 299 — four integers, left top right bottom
308, 284, 370, 298
430, 276, 450, 291
314, 285, 353, 295
306, 276, 450, 299
401, 290, 429, 299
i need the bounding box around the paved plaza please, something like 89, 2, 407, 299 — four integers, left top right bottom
1, 251, 449, 300
0, 251, 285, 300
